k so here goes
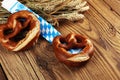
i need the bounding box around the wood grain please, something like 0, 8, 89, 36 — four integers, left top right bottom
0, 65, 7, 80
0, 0, 120, 80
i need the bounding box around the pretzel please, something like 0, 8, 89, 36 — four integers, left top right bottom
0, 10, 40, 51
53, 33, 94, 66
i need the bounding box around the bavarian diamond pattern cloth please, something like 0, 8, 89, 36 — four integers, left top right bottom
7, 1, 61, 43
40, 18, 60, 42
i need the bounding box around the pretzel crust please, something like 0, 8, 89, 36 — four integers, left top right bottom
0, 10, 40, 51
53, 33, 94, 66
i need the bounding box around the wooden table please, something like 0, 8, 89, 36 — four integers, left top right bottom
0, 0, 120, 80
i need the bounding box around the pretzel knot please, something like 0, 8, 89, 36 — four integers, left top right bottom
0, 10, 40, 51
53, 33, 94, 66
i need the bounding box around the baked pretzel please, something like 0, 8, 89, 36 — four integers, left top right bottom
0, 10, 40, 51
53, 33, 94, 66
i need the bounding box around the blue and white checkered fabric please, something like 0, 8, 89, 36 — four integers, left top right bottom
68, 49, 82, 54
39, 17, 60, 43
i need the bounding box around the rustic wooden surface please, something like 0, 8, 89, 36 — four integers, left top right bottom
0, 0, 120, 80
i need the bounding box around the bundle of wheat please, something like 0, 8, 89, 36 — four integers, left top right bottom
0, 0, 89, 26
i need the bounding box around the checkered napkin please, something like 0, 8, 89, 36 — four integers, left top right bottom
1, 0, 81, 54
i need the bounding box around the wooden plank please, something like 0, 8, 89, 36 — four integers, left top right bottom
0, 46, 45, 80
0, 0, 120, 80
0, 65, 7, 80
103, 0, 120, 15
